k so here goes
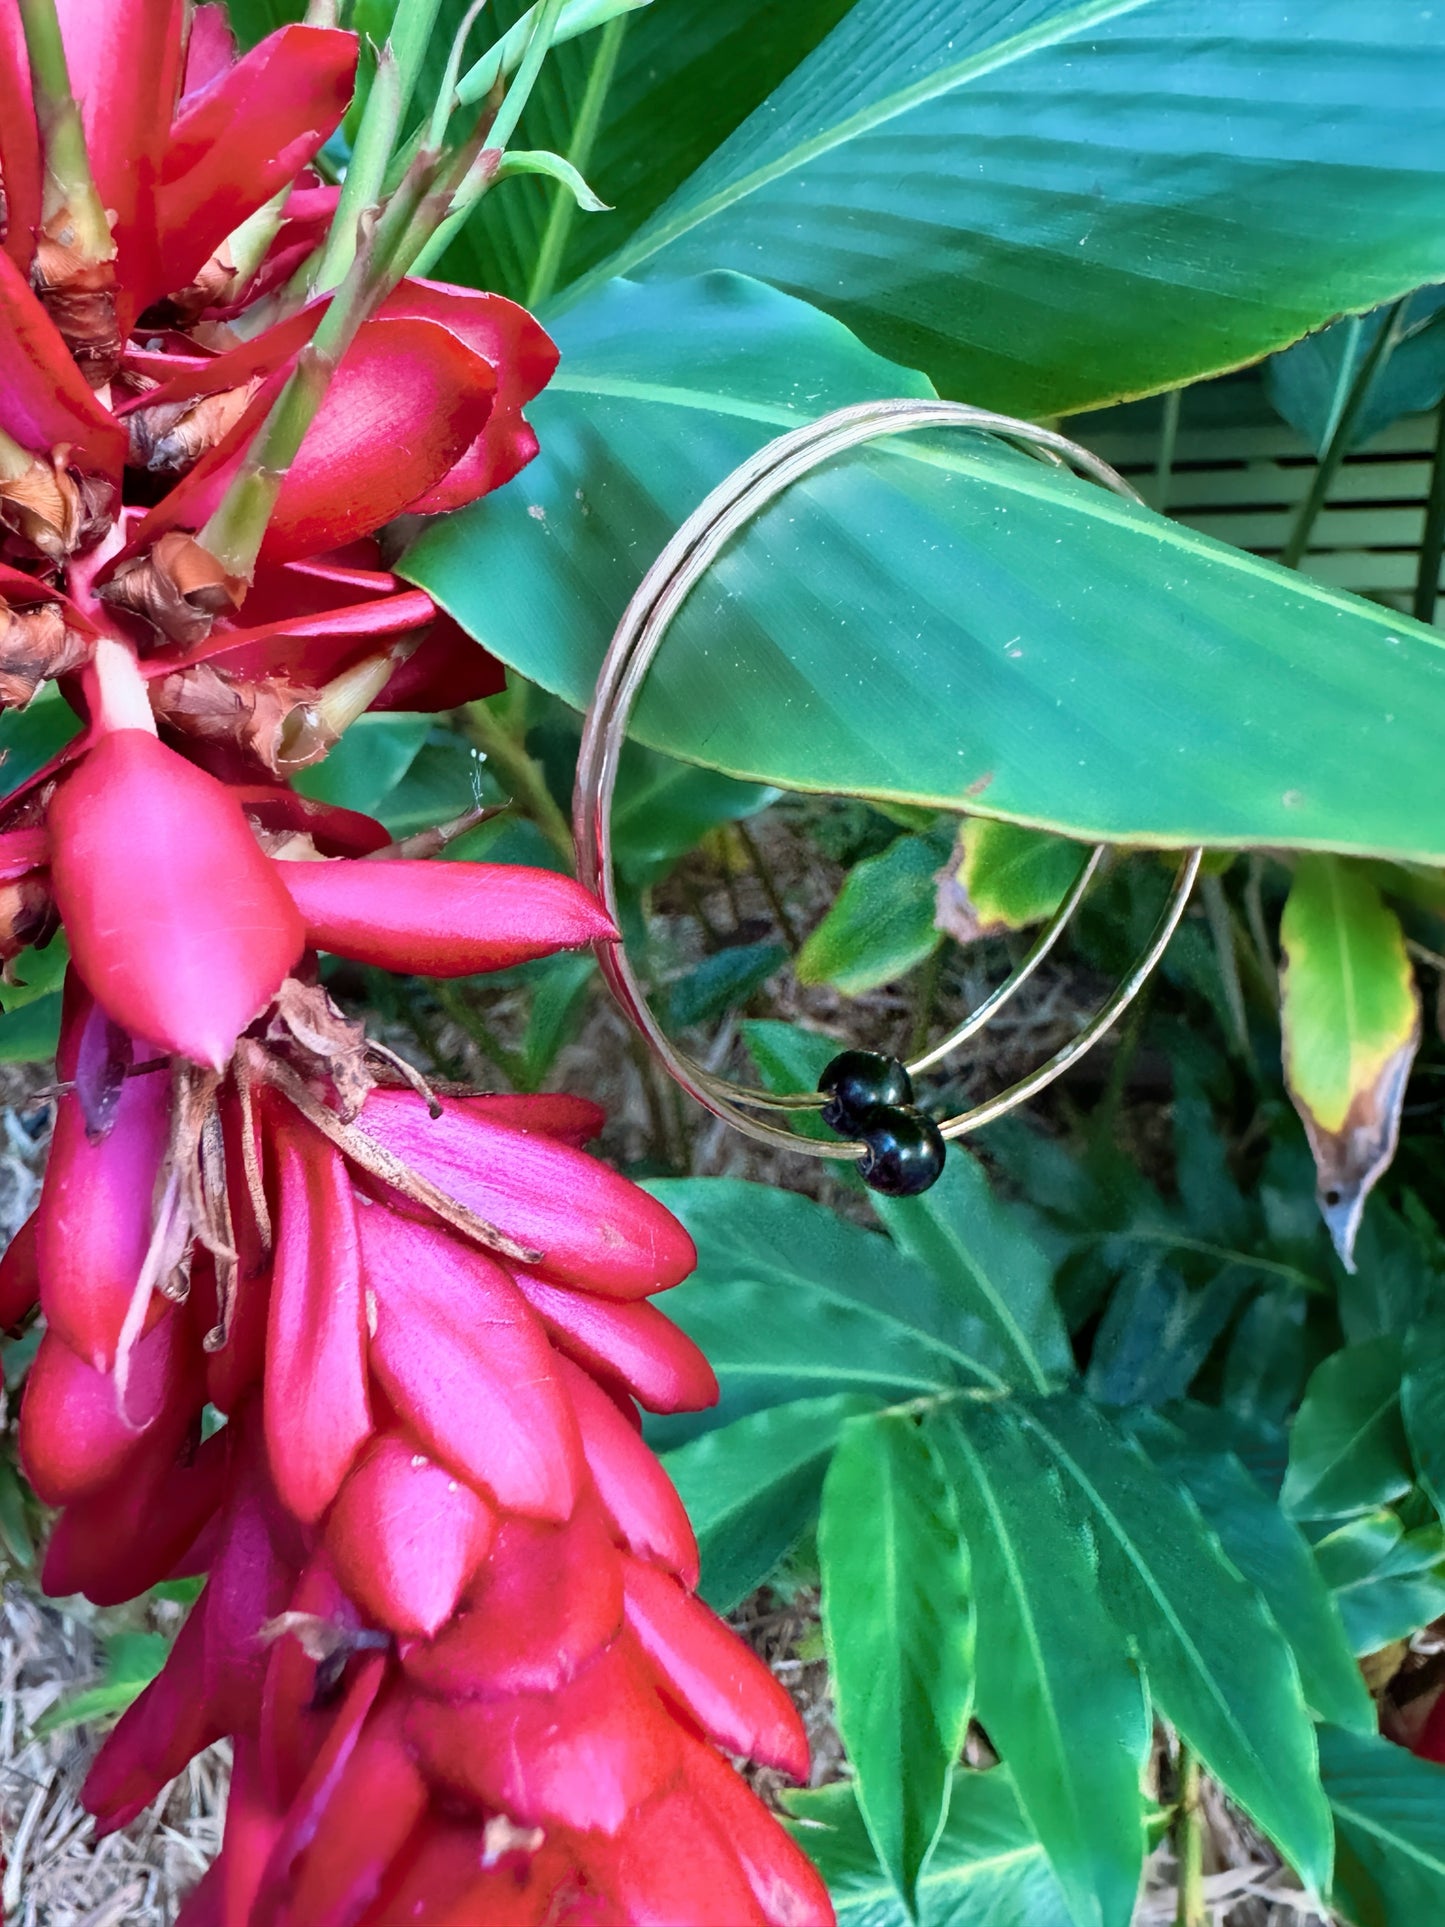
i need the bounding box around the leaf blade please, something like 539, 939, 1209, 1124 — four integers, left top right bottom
404, 274, 1445, 860
821, 1413, 975, 1909
939, 1405, 1150, 1927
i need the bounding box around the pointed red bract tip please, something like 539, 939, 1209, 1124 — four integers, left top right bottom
354, 1092, 697, 1300
49, 731, 305, 1067
405, 1638, 682, 1836
325, 1432, 495, 1638
359, 1207, 582, 1521
621, 1554, 810, 1780
513, 1272, 720, 1414
558, 1359, 700, 1587
19, 1312, 198, 1505
403, 1500, 624, 1700
264, 1123, 371, 1524
276, 858, 617, 976
37, 1069, 172, 1370
0, 1210, 39, 1330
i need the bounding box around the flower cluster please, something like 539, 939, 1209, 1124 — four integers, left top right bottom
0, 5, 831, 1922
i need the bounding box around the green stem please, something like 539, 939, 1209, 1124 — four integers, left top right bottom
908, 940, 945, 1060
408, 0, 566, 276
434, 984, 530, 1086
1281, 298, 1409, 570
199, 146, 450, 577
1414, 397, 1445, 625
16, 0, 112, 258
1201, 871, 1253, 1069
456, 0, 643, 110
462, 700, 575, 865
428, 0, 492, 149
1150, 386, 1182, 514
311, 0, 449, 296
1173, 1745, 1207, 1927
734, 817, 799, 952
525, 10, 627, 309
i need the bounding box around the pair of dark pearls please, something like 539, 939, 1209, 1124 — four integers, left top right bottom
817, 1050, 947, 1197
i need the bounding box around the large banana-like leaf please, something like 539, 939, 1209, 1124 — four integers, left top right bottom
561, 0, 1445, 415
404, 275, 1445, 859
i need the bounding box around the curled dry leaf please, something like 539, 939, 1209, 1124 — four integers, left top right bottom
32, 229, 120, 386
1279, 855, 1422, 1269
0, 450, 113, 561
126, 378, 261, 473
150, 661, 336, 774
100, 527, 247, 642
0, 598, 91, 705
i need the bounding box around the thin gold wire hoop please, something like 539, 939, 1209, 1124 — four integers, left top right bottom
572, 398, 1203, 1162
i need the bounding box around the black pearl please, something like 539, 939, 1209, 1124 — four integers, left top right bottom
818, 1050, 914, 1135
857, 1105, 947, 1197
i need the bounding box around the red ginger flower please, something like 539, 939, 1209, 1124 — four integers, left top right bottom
0, 4, 835, 1920
19, 1070, 829, 1927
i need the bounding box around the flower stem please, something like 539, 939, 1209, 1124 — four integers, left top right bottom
1281, 298, 1408, 570
409, 0, 566, 277
526, 11, 627, 309
1413, 396, 1445, 625
1173, 1745, 1207, 1927
462, 699, 575, 865
311, 0, 448, 297
197, 143, 458, 581
16, 0, 113, 262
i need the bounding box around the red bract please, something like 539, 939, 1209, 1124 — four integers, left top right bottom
49, 727, 306, 1066
0, 3, 831, 1921
278, 857, 618, 974
54, 1081, 822, 1927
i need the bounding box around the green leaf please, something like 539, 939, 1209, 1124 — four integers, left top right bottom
519, 949, 594, 1085
609, 742, 775, 889
0, 934, 67, 1014
1320, 1722, 1445, 1927
1130, 1412, 1372, 1734
292, 713, 433, 818
1280, 857, 1421, 1266
641, 1177, 1002, 1447
565, 1, 1445, 416
31, 1631, 169, 1738
1314, 1513, 1445, 1654
938, 1406, 1150, 1927
496, 148, 610, 211
742, 1018, 846, 1146
797, 833, 948, 996
662, 1392, 875, 1611
226, 0, 304, 46
0, 1456, 35, 1566
0, 688, 81, 805
1018, 1394, 1333, 1894
380, 734, 498, 839
1265, 289, 1445, 457
1283, 1339, 1414, 1523
785, 1767, 1077, 1927
872, 1154, 1072, 1395
404, 273, 1445, 860
0, 992, 61, 1064
820, 1413, 974, 1911
1401, 1320, 1445, 1517
1084, 1263, 1248, 1408
435, 0, 855, 301
936, 821, 1088, 942
667, 940, 786, 1029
